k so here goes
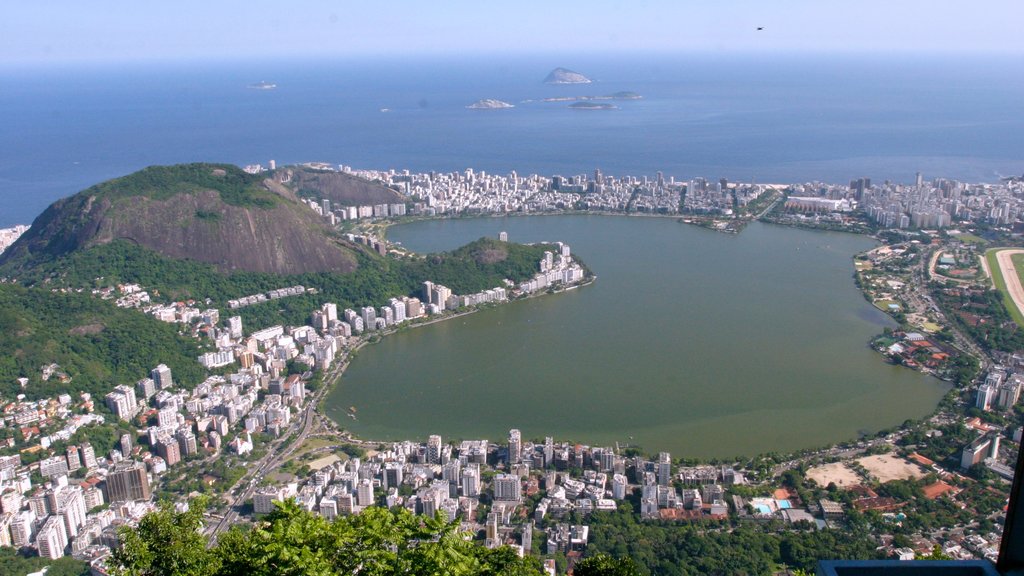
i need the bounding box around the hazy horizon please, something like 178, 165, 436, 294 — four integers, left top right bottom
4, 1, 1022, 67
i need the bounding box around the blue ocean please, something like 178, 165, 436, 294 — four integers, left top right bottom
1, 54, 1022, 227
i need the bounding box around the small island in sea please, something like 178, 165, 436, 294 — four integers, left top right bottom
541, 92, 641, 103
247, 81, 277, 90
466, 98, 515, 110
569, 101, 616, 110
543, 67, 592, 84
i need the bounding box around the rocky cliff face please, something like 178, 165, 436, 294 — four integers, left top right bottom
286, 167, 406, 207
0, 164, 360, 275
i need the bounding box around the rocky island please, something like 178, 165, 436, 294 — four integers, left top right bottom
466, 98, 515, 110
543, 67, 592, 84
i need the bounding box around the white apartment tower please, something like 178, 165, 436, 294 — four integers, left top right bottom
508, 429, 522, 464
657, 452, 672, 486
151, 364, 173, 389
426, 435, 443, 464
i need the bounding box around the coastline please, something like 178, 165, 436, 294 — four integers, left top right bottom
319, 263, 596, 440
326, 211, 954, 459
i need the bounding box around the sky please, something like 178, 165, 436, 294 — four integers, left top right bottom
2, 0, 1022, 65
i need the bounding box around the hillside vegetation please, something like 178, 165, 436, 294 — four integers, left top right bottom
0, 283, 208, 400
0, 163, 360, 276
1, 236, 572, 332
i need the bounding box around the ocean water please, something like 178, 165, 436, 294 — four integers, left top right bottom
1, 53, 1023, 227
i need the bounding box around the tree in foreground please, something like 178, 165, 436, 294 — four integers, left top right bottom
108, 498, 545, 576
110, 496, 219, 576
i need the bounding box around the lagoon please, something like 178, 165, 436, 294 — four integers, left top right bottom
325, 216, 947, 458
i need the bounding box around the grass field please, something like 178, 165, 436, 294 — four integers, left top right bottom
954, 233, 987, 245
985, 248, 1024, 328
873, 299, 899, 312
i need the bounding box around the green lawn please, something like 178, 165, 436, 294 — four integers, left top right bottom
985, 248, 1024, 327
873, 299, 899, 312
954, 233, 987, 245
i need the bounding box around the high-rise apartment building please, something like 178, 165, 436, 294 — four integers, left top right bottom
105, 461, 151, 503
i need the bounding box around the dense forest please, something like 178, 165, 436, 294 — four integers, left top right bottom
581, 505, 882, 575
74, 163, 279, 208
0, 283, 209, 400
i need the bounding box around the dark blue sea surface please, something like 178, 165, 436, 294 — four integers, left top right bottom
1, 54, 1022, 227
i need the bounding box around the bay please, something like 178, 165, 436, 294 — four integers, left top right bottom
325, 216, 949, 458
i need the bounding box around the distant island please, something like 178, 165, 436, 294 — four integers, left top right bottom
466, 98, 515, 110
569, 102, 616, 110
609, 91, 642, 100
247, 81, 277, 90
544, 67, 592, 84
541, 92, 642, 103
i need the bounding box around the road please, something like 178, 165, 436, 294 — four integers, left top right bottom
207, 357, 348, 540
754, 192, 784, 220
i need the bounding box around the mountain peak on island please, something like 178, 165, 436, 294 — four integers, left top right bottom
543, 67, 592, 84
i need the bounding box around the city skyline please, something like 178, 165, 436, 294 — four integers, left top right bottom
2, 1, 1022, 66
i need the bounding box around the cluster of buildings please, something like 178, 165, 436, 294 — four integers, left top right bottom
0, 365, 180, 562
516, 243, 586, 294
785, 174, 1024, 230
254, 429, 752, 565
227, 285, 307, 309
323, 165, 767, 217
301, 196, 407, 226
0, 233, 595, 560
880, 331, 955, 372
0, 307, 334, 562
964, 368, 1024, 479
682, 177, 772, 215
0, 224, 29, 255
1, 454, 158, 564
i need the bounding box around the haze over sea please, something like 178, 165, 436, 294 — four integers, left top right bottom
1, 54, 1023, 228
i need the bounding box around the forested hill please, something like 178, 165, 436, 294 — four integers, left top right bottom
0, 163, 361, 276
0, 283, 207, 400
0, 235, 583, 400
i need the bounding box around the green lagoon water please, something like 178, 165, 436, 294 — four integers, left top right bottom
325, 216, 948, 458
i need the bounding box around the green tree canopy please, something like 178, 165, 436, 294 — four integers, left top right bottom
109, 499, 544, 576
